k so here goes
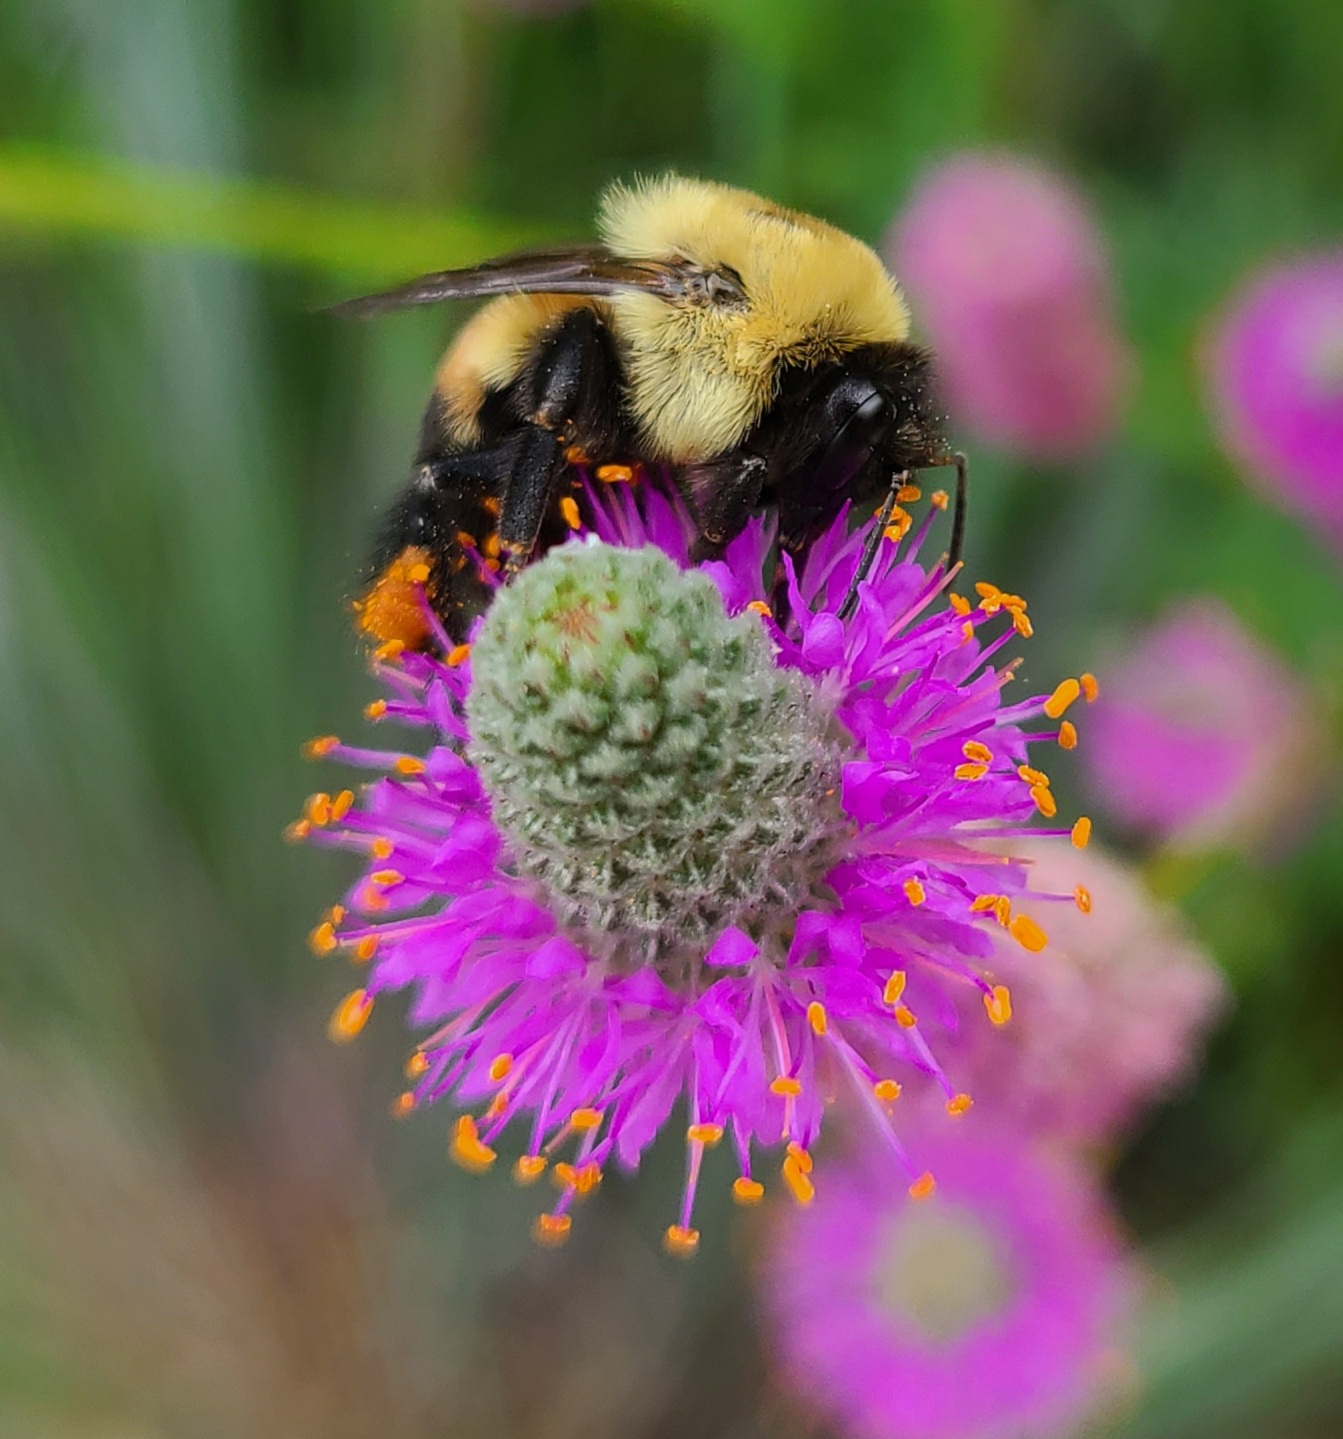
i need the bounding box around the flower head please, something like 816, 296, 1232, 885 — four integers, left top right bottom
1206, 252, 1343, 551
1083, 599, 1321, 855
761, 1124, 1132, 1439
889, 153, 1130, 461
298, 482, 1092, 1249
935, 839, 1228, 1145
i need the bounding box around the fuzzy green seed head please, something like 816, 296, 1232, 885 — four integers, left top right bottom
466, 540, 847, 974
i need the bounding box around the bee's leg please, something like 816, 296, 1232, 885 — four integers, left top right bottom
682, 453, 770, 561
947, 451, 969, 572
498, 307, 622, 574
838, 472, 910, 620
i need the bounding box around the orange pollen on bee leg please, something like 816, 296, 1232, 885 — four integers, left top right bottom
946, 1092, 973, 1117
1010, 913, 1048, 952
1072, 816, 1093, 848
373, 638, 406, 663
806, 1001, 828, 1035
532, 1213, 571, 1246
1075, 885, 1093, 914
450, 1115, 497, 1173
514, 1155, 547, 1184
1044, 678, 1082, 719
874, 1078, 902, 1101
354, 546, 435, 652
962, 740, 993, 764
732, 1176, 765, 1205
770, 1076, 802, 1097
664, 1224, 700, 1257
903, 878, 927, 906
559, 496, 581, 530
908, 1172, 937, 1200
883, 971, 907, 1006
1058, 720, 1078, 749
687, 1123, 724, 1146
984, 985, 1013, 1026
329, 989, 373, 1041
1080, 672, 1100, 702
1031, 785, 1058, 818
488, 1053, 514, 1082
930, 489, 949, 510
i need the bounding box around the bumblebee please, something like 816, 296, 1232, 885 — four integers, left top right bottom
340, 175, 964, 648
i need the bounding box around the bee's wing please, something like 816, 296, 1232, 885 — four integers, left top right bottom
330, 245, 689, 317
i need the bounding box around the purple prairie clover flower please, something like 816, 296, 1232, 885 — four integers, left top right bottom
761, 1123, 1132, 1439
296, 480, 1096, 1252
1084, 599, 1322, 856
889, 153, 1131, 461
930, 838, 1228, 1146
1206, 253, 1343, 551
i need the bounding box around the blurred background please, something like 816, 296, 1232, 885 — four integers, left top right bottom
1, 1, 1341, 1435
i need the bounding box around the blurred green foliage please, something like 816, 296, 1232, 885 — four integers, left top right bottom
0, 0, 1341, 1435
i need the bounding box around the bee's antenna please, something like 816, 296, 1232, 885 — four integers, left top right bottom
839, 471, 909, 621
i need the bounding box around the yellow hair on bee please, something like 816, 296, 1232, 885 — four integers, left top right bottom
599, 175, 911, 460
436, 293, 602, 446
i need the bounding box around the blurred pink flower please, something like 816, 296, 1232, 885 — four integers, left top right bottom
888, 154, 1130, 461
944, 839, 1228, 1146
761, 1125, 1133, 1439
1206, 253, 1343, 551
1084, 599, 1322, 854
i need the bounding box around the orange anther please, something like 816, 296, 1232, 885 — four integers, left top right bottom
392, 1092, 416, 1118
1013, 610, 1034, 638
559, 496, 581, 530
1080, 672, 1100, 702
970, 893, 999, 913
354, 936, 378, 962
975, 582, 1000, 600
365, 699, 388, 721
874, 1078, 902, 1102
595, 464, 634, 484
482, 533, 501, 559
329, 988, 373, 1041
949, 592, 971, 615
782, 1154, 816, 1206
664, 1224, 700, 1257
770, 1076, 802, 1098
883, 971, 907, 1006
1018, 765, 1050, 786
406, 1050, 430, 1079
908, 1172, 937, 1200
896, 483, 922, 502
570, 1107, 603, 1131
447, 644, 471, 667
1071, 816, 1092, 849
962, 740, 993, 764
371, 868, 404, 887
993, 896, 1012, 927
930, 489, 949, 510
575, 1162, 605, 1194
1031, 784, 1058, 818
373, 639, 406, 663
1075, 885, 1093, 914
1010, 913, 1048, 952
284, 819, 311, 843
303, 735, 340, 759
485, 1093, 508, 1120
946, 1092, 973, 1117
514, 1155, 547, 1185
331, 789, 354, 821
455, 530, 477, 550
564, 444, 591, 466
532, 1212, 571, 1246
984, 985, 1012, 1026
955, 761, 988, 781
806, 1001, 828, 1035
450, 1114, 497, 1173
552, 1161, 579, 1190
747, 599, 772, 617
787, 1142, 813, 1173
732, 1176, 765, 1205
305, 792, 333, 826
370, 837, 394, 860
394, 756, 426, 775
1058, 720, 1078, 750
903, 878, 926, 906
308, 921, 339, 956
488, 1053, 514, 1082
326, 904, 346, 925
961, 620, 975, 644
1044, 678, 1082, 719
895, 1005, 918, 1028
687, 1122, 724, 1146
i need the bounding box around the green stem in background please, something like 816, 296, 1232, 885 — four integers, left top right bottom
0, 144, 546, 282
